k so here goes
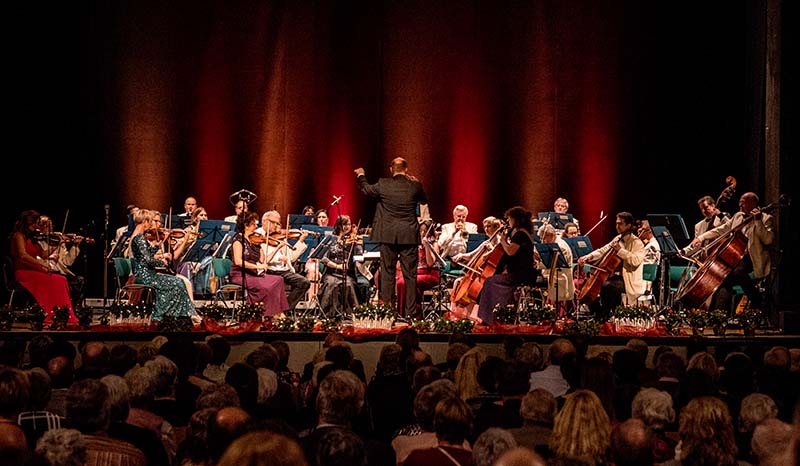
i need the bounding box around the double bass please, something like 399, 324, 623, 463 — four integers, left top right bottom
675, 196, 788, 309
450, 226, 505, 306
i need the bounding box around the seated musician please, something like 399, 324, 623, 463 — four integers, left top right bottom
577, 212, 645, 321
397, 219, 440, 319
36, 215, 87, 307
174, 206, 213, 296
562, 222, 579, 239
536, 224, 575, 305
134, 210, 195, 302
319, 215, 364, 316
553, 197, 580, 231
229, 211, 289, 317
448, 216, 502, 321
637, 219, 661, 295
683, 192, 774, 313
258, 210, 311, 311
437, 204, 479, 264
224, 200, 246, 224
476, 206, 539, 324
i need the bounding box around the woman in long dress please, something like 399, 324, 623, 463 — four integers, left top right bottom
228, 211, 289, 317
9, 210, 77, 324
129, 209, 197, 321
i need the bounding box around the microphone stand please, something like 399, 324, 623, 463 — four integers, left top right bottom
103, 204, 110, 309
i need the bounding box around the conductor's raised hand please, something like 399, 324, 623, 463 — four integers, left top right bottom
354, 168, 365, 177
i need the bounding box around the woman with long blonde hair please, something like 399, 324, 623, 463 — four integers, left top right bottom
454, 346, 488, 401
550, 389, 612, 466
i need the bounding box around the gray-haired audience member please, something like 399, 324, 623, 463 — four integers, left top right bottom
494, 447, 547, 466
35, 428, 86, 466
631, 387, 675, 431
472, 427, 518, 466
196, 383, 241, 410
508, 388, 556, 457
610, 418, 654, 466
315, 426, 367, 466
738, 393, 778, 433
529, 338, 575, 396
751, 418, 793, 466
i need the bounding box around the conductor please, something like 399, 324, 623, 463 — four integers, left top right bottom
355, 157, 430, 317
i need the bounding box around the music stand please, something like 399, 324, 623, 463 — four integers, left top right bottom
466, 233, 488, 253
534, 243, 570, 309
647, 214, 690, 244
289, 214, 315, 228
562, 236, 594, 261
651, 225, 681, 308
538, 212, 574, 230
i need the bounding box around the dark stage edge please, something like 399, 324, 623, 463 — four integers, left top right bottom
2, 328, 799, 346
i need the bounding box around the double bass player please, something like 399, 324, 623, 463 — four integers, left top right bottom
577, 212, 646, 321
682, 192, 774, 313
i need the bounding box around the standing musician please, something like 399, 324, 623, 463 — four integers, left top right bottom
692, 195, 730, 245
683, 192, 774, 312
476, 206, 538, 324
318, 215, 364, 316
437, 204, 479, 262
36, 215, 87, 307
258, 210, 311, 311
577, 212, 646, 321
355, 157, 430, 318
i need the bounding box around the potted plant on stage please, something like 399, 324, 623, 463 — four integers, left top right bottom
707, 309, 729, 336
0, 305, 14, 331
26, 304, 46, 331
686, 309, 708, 336
735, 308, 763, 337
75, 305, 94, 330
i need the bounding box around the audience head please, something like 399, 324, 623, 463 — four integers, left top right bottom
548, 338, 576, 366
412, 366, 442, 393
751, 418, 793, 466
315, 426, 367, 466
445, 342, 471, 371
687, 351, 719, 382
514, 342, 544, 372
494, 447, 547, 466
196, 383, 241, 410
414, 379, 457, 431
35, 428, 86, 466
763, 346, 791, 371
377, 343, 403, 375
610, 418, 654, 466
550, 389, 611, 465
99, 375, 130, 423
224, 362, 259, 412
65, 379, 110, 434
207, 407, 254, 464
496, 359, 533, 397
520, 388, 557, 426
455, 346, 488, 400
124, 365, 157, 408
434, 397, 473, 445
217, 430, 307, 466
395, 328, 421, 353
502, 335, 524, 360
738, 393, 778, 433
246, 344, 280, 370
79, 342, 110, 371
631, 387, 675, 431
325, 343, 355, 371
256, 368, 278, 405
0, 421, 27, 453
625, 339, 649, 366
655, 351, 685, 379
158, 338, 199, 380
0, 366, 30, 419
475, 356, 503, 394
143, 355, 178, 397
271, 340, 291, 370
26, 335, 54, 369
46, 356, 74, 389
24, 367, 52, 411
206, 335, 231, 366
316, 370, 364, 426
108, 344, 138, 376
677, 396, 738, 465
472, 428, 517, 466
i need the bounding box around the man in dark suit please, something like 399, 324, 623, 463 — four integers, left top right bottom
355, 157, 429, 317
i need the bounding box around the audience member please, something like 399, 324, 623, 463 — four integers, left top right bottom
631, 387, 676, 463
750, 418, 792, 466
203, 335, 231, 384
217, 430, 308, 466
736, 393, 778, 463
549, 389, 612, 466
610, 418, 654, 466
17, 368, 63, 449
367, 344, 415, 443
74, 342, 110, 381
392, 379, 459, 465
530, 338, 575, 397
455, 346, 488, 401
315, 426, 367, 466
494, 447, 547, 466
0, 365, 29, 452
206, 406, 253, 464
660, 396, 742, 466
34, 428, 86, 466
507, 388, 556, 459
472, 427, 517, 466
404, 397, 473, 466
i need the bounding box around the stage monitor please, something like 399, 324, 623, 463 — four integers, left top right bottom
538, 212, 574, 230
647, 214, 690, 244
562, 236, 593, 260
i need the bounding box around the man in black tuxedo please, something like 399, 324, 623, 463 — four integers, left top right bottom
355, 157, 429, 317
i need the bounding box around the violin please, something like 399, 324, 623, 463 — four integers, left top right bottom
268, 228, 321, 241
145, 228, 171, 242
62, 233, 95, 245
247, 232, 268, 245
34, 231, 95, 246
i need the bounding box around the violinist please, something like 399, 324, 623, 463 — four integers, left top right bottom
36, 215, 86, 307
318, 215, 364, 316
174, 206, 214, 295
229, 211, 289, 316
128, 209, 197, 321
577, 212, 645, 321
684, 192, 774, 313
258, 210, 310, 311
476, 206, 539, 324
9, 210, 77, 324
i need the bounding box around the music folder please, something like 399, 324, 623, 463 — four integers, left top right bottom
534, 243, 570, 268
562, 236, 593, 260
538, 212, 574, 230
647, 214, 690, 244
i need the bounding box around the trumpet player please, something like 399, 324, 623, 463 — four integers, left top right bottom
437, 204, 478, 261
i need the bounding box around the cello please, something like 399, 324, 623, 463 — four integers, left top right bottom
576, 237, 623, 305
675, 196, 788, 309
450, 226, 506, 306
